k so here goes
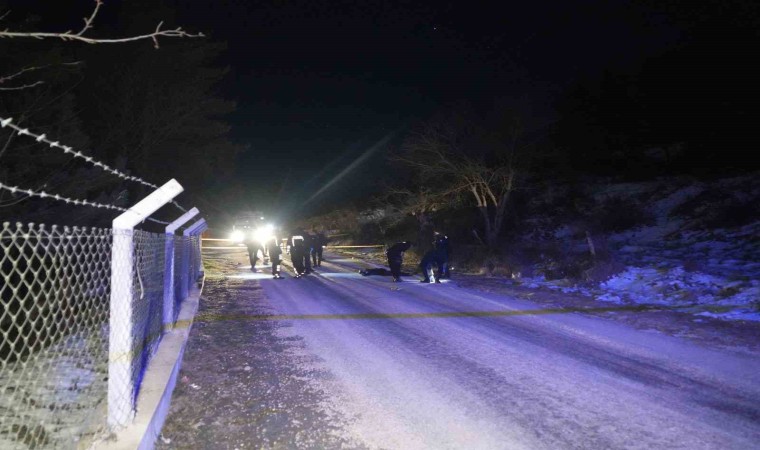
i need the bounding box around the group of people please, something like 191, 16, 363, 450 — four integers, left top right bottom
245, 229, 328, 279
245, 236, 284, 278
287, 230, 328, 278
248, 228, 451, 283
361, 231, 452, 283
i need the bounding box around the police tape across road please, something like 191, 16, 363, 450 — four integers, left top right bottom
201, 238, 384, 249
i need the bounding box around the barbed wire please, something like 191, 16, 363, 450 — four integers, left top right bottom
0, 181, 170, 225
172, 200, 187, 212
0, 116, 187, 212
1, 117, 158, 188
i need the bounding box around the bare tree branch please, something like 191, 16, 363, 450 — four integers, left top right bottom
1, 66, 39, 84
0, 0, 204, 49
0, 128, 16, 160
0, 25, 205, 49
0, 190, 31, 207
76, 0, 103, 36
0, 62, 82, 92
0, 81, 44, 91
0, 62, 81, 85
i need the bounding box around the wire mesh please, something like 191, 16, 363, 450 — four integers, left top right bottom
0, 222, 196, 448
189, 234, 201, 288
171, 234, 201, 324
172, 236, 187, 324
130, 230, 165, 403
0, 223, 111, 449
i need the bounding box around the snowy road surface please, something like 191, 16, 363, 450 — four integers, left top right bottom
158, 248, 760, 449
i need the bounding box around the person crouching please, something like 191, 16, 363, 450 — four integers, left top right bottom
419, 248, 443, 283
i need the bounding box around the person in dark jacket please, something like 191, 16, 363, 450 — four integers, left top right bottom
385, 241, 412, 282
433, 232, 452, 279
290, 234, 306, 277
267, 236, 283, 279
302, 232, 314, 274
312, 231, 328, 267
419, 248, 443, 283
246, 239, 263, 272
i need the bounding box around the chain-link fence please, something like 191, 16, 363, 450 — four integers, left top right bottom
171, 235, 200, 325
0, 222, 202, 449
188, 234, 201, 292
1, 223, 111, 449
172, 235, 186, 324
131, 230, 166, 402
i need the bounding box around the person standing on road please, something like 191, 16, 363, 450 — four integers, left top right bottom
267, 236, 283, 279
312, 230, 328, 267
386, 241, 412, 282
246, 238, 263, 273
290, 233, 306, 277
433, 232, 452, 279
303, 231, 314, 274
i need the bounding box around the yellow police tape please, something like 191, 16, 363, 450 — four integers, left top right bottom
111, 302, 742, 361
200, 238, 384, 248
183, 304, 668, 328
325, 245, 385, 248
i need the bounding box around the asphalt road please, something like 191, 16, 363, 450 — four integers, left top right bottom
158, 248, 760, 449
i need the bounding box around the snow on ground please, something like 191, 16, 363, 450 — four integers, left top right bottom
0, 329, 108, 449
520, 175, 760, 322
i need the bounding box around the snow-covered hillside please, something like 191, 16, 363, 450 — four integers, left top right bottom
520, 173, 760, 321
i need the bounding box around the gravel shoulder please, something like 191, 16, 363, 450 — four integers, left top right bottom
156, 248, 366, 449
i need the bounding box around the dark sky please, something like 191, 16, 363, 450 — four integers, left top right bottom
176, 0, 679, 145
172, 0, 683, 212
7, 0, 692, 215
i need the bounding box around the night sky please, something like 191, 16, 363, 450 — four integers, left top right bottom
174, 0, 683, 211
6, 0, 704, 215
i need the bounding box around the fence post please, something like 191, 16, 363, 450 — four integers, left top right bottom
164, 208, 199, 330
180, 218, 206, 300
109, 179, 183, 429
195, 223, 207, 278
190, 219, 207, 282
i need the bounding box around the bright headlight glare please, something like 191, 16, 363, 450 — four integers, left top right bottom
230, 230, 245, 242
254, 227, 274, 243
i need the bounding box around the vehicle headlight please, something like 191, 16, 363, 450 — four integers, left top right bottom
230, 230, 245, 243
253, 226, 274, 244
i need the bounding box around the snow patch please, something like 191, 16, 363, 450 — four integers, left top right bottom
528, 174, 760, 322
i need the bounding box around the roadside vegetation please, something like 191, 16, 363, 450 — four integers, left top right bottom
301, 166, 759, 321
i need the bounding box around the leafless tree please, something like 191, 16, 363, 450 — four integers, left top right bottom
0, 0, 206, 217
0, 0, 203, 91
381, 186, 448, 251
396, 109, 525, 246
0, 0, 203, 47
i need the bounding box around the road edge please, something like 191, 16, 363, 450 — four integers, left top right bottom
93, 276, 205, 450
